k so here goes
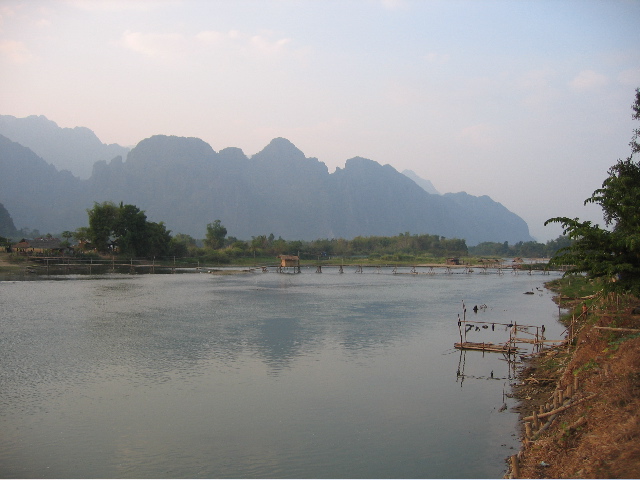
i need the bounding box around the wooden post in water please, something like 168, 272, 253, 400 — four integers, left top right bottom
510, 454, 520, 478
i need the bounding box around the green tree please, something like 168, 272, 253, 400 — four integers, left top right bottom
546, 89, 640, 295
86, 201, 172, 257
204, 220, 227, 249
73, 227, 90, 244
114, 203, 148, 256
87, 201, 119, 252
61, 230, 74, 247
146, 221, 172, 258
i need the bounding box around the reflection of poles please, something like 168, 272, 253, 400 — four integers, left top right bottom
456, 349, 466, 387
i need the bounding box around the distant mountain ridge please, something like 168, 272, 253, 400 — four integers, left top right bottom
0, 123, 534, 245
401, 169, 440, 195
0, 201, 18, 238
0, 114, 130, 179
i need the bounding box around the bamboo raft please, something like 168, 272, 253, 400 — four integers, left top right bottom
454, 341, 518, 354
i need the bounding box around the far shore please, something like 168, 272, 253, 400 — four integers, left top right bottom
0, 252, 560, 280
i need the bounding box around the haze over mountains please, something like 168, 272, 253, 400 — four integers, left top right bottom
0, 115, 130, 179
0, 115, 534, 245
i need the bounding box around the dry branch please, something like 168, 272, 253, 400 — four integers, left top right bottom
523, 393, 597, 422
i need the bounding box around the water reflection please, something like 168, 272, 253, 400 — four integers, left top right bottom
0, 270, 564, 478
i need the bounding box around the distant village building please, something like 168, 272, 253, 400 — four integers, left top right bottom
12, 237, 71, 256
446, 257, 460, 265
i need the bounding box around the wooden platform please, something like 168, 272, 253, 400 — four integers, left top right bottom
454, 341, 518, 354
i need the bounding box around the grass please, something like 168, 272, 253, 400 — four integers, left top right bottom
545, 275, 602, 299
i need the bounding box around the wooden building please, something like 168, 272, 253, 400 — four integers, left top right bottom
12, 237, 70, 255
278, 255, 300, 268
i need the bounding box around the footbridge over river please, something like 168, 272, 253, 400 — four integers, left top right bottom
264, 262, 568, 275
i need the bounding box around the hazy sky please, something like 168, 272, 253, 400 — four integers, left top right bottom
2, 0, 639, 242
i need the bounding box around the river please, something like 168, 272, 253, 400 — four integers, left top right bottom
0, 267, 564, 478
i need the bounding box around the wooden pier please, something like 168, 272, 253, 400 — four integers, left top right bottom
454, 341, 518, 354
453, 309, 562, 355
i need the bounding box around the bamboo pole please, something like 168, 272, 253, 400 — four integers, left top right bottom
510, 455, 520, 478
593, 326, 640, 333
523, 393, 597, 422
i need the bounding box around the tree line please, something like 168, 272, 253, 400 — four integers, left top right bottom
60, 201, 574, 263
468, 237, 572, 259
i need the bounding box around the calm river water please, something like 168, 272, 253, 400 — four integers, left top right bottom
0, 267, 564, 478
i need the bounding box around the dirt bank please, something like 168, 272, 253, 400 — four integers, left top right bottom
0, 252, 27, 271
506, 286, 640, 478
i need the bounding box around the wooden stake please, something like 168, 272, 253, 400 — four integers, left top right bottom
523, 393, 598, 422
511, 454, 520, 478
593, 326, 640, 333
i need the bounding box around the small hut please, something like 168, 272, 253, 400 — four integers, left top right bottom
278, 255, 300, 268
446, 257, 460, 265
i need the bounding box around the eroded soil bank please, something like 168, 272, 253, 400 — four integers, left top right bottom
507, 280, 640, 478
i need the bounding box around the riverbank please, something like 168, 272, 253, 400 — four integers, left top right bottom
507, 278, 640, 478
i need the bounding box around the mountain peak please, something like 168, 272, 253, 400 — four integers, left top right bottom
253, 137, 305, 160
125, 135, 217, 171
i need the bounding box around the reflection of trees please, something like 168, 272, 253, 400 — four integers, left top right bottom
82, 277, 425, 378
251, 317, 305, 374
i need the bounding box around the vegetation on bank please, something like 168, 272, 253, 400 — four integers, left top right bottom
1, 221, 571, 268
545, 88, 640, 298
507, 89, 640, 478
510, 276, 640, 478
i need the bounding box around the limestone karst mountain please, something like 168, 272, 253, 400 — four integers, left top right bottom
0, 129, 534, 245
0, 114, 130, 179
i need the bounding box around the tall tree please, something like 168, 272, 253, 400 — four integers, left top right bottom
546, 88, 640, 295
146, 221, 172, 258
205, 220, 227, 249
86, 201, 171, 257
87, 201, 119, 252
114, 203, 148, 256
